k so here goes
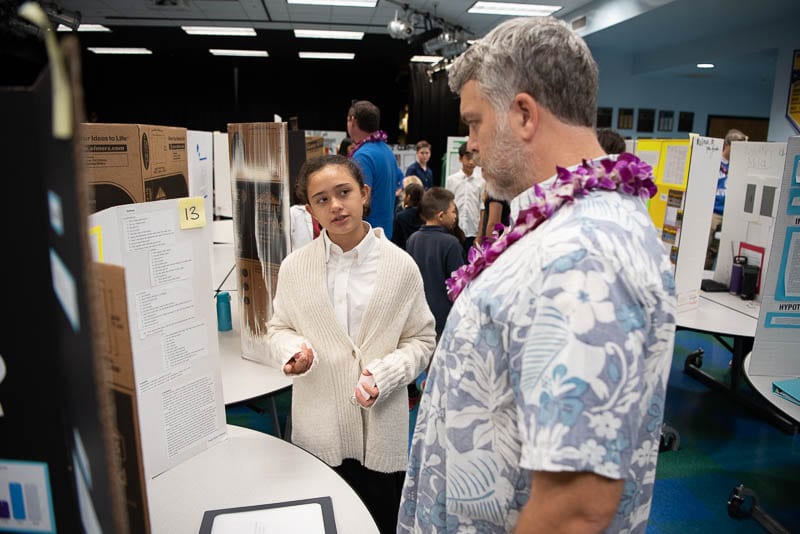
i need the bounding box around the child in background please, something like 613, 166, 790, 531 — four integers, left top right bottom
405, 140, 433, 189
391, 182, 424, 250
406, 187, 466, 340
264, 154, 435, 533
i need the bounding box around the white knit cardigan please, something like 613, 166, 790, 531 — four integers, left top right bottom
265, 228, 436, 472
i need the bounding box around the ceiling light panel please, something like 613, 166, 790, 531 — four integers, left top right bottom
57, 24, 111, 32
181, 26, 256, 36
88, 47, 152, 55
294, 29, 364, 40
411, 55, 441, 63
468, 2, 562, 17
299, 51, 356, 60
696, 63, 715, 69
210, 49, 269, 57
287, 0, 378, 7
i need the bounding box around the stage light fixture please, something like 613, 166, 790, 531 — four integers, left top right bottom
387, 10, 414, 39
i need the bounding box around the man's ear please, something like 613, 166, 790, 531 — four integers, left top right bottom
511, 92, 539, 142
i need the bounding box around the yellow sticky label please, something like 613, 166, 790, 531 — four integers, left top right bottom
178, 197, 206, 229
88, 225, 103, 262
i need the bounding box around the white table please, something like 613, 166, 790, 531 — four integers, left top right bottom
677, 294, 757, 338
211, 242, 293, 435
218, 313, 292, 406
678, 293, 795, 433
726, 356, 798, 531
697, 290, 760, 320
743, 354, 800, 430
148, 425, 379, 534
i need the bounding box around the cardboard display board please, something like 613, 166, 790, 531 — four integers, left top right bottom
79, 123, 189, 213
88, 198, 227, 480
751, 136, 800, 375
672, 137, 723, 309
188, 130, 213, 204
213, 131, 233, 218
638, 139, 692, 237
305, 130, 347, 156
227, 123, 291, 360
713, 141, 788, 303
1, 68, 125, 533
394, 147, 418, 176
634, 137, 722, 309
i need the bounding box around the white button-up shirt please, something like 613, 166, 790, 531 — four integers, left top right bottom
445, 168, 484, 238
322, 225, 380, 339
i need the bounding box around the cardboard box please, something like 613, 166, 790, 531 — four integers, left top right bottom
305, 135, 325, 159
93, 263, 151, 534
80, 123, 189, 212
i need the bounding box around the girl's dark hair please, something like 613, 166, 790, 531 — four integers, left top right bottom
404, 183, 424, 208
295, 154, 365, 204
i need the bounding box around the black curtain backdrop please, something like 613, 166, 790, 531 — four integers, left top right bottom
79, 43, 409, 142
407, 63, 466, 187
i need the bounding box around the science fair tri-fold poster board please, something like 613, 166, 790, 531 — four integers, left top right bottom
751, 136, 800, 375
712, 141, 787, 302
88, 197, 227, 487
636, 137, 721, 310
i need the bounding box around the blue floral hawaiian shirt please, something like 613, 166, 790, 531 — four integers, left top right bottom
399, 186, 676, 533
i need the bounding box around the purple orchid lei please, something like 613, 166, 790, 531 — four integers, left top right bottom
445, 152, 657, 302
349, 130, 389, 158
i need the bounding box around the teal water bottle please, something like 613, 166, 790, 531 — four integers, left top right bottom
216, 291, 232, 331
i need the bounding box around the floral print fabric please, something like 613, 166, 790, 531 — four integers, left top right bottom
399, 189, 676, 533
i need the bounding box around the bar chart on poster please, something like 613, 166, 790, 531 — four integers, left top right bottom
0, 460, 55, 533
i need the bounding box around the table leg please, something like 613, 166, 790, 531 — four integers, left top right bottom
682, 333, 797, 434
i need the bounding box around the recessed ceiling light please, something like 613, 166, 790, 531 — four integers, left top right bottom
696, 63, 715, 69
411, 55, 441, 63
294, 29, 364, 40
299, 51, 355, 60
468, 2, 562, 16
57, 24, 111, 32
287, 0, 377, 6
209, 49, 269, 57
181, 26, 256, 36
88, 47, 152, 55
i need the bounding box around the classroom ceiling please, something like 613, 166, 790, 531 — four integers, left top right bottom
2, 0, 799, 85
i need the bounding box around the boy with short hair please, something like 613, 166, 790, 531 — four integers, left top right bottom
406, 187, 466, 339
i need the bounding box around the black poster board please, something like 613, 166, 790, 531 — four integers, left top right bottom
0, 68, 120, 532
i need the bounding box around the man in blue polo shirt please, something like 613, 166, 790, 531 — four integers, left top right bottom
346, 100, 403, 239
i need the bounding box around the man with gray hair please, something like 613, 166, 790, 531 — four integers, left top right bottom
399, 17, 676, 533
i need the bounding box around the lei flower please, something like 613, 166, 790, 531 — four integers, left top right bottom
445, 153, 657, 301
349, 130, 389, 157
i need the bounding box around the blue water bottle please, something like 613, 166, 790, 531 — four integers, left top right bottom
216, 291, 232, 331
